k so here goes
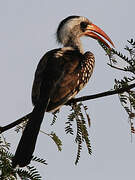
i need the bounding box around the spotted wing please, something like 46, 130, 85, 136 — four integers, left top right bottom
32, 48, 95, 112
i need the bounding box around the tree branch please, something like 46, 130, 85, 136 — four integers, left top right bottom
0, 83, 135, 134
0, 112, 32, 134
66, 83, 135, 104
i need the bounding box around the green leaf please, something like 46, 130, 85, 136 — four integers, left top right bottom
50, 132, 62, 151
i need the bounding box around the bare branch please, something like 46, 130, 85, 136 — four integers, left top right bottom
67, 83, 135, 104
0, 112, 32, 134
0, 83, 135, 134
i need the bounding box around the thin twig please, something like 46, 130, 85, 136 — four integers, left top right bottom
40, 130, 50, 136
107, 63, 128, 72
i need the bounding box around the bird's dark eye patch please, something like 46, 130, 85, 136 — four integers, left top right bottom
80, 22, 88, 30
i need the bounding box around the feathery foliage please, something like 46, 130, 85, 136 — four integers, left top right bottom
65, 103, 92, 164
51, 110, 60, 126
99, 39, 135, 136
0, 134, 47, 180
40, 129, 62, 152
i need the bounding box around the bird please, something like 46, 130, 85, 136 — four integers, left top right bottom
12, 15, 114, 167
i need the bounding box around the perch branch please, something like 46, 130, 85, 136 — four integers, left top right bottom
0, 112, 32, 134
66, 83, 135, 104
0, 83, 135, 134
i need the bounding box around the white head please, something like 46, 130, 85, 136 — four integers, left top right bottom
56, 15, 114, 51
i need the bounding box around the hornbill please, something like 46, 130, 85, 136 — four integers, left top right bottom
12, 15, 114, 167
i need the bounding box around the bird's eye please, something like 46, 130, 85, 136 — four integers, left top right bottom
80, 22, 88, 30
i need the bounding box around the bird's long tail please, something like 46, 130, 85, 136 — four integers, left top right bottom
12, 99, 50, 167
12, 68, 64, 168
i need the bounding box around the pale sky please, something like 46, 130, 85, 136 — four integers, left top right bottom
0, 0, 135, 179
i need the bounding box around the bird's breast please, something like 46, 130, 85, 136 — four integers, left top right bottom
76, 51, 95, 91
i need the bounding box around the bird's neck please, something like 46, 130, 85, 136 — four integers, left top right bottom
64, 36, 84, 54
